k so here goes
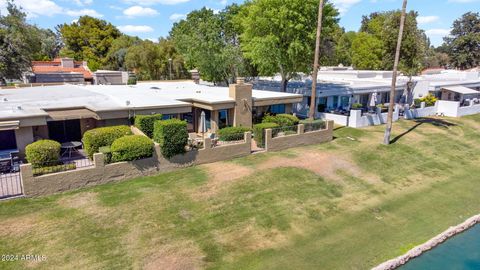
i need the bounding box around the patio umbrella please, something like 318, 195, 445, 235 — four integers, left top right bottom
370, 92, 378, 107
199, 111, 207, 139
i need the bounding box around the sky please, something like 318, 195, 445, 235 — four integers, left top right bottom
0, 0, 479, 47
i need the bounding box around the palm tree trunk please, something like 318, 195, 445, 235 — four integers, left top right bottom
308, 0, 325, 120
383, 0, 408, 145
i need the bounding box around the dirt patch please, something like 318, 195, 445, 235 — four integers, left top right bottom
143, 241, 205, 270
191, 162, 253, 199
0, 214, 39, 237
57, 192, 109, 217
258, 150, 361, 182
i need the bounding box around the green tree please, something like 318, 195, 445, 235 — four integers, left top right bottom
351, 32, 383, 69
104, 35, 141, 71
237, 0, 339, 92
334, 31, 356, 66
0, 1, 42, 83
443, 12, 480, 70
57, 16, 121, 71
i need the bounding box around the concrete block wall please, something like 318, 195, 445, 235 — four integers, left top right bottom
264, 121, 333, 152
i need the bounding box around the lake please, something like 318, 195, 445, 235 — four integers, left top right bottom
401, 224, 480, 270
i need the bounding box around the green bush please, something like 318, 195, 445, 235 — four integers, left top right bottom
262, 114, 299, 127
153, 119, 188, 159
217, 126, 251, 141
351, 103, 363, 110
253, 122, 279, 147
99, 146, 112, 164
420, 94, 438, 107
300, 119, 326, 132
82, 125, 132, 159
110, 135, 154, 163
134, 114, 163, 138
33, 163, 76, 176
25, 140, 61, 167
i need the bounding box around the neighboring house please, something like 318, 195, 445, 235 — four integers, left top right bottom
0, 79, 302, 157
24, 58, 93, 84
92, 70, 130, 85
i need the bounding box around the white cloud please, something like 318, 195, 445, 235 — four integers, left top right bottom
1, 0, 102, 18
220, 0, 228, 6
169, 13, 186, 21
72, 0, 93, 6
123, 6, 158, 17
123, 0, 190, 5
65, 9, 103, 18
118, 25, 155, 33
425, 28, 451, 36
331, 0, 362, 16
417, 16, 439, 24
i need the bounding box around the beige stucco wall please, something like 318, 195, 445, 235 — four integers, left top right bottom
15, 127, 34, 158
264, 121, 333, 152
229, 81, 253, 128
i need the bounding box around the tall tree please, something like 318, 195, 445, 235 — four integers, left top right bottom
351, 32, 383, 69
237, 0, 339, 92
308, 0, 325, 119
104, 35, 141, 71
384, 0, 407, 145
57, 16, 121, 71
170, 6, 247, 85
443, 12, 480, 70
0, 1, 42, 83
334, 31, 356, 66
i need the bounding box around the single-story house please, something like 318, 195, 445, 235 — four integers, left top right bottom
24, 58, 93, 84
0, 79, 302, 157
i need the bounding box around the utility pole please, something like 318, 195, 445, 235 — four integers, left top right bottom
168, 58, 173, 80
308, 0, 325, 120
383, 0, 407, 145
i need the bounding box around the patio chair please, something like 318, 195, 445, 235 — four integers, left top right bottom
0, 158, 12, 174
209, 133, 218, 147
10, 152, 22, 172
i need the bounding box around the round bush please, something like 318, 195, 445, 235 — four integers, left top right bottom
153, 119, 188, 159
253, 122, 279, 147
110, 135, 154, 163
82, 125, 132, 159
217, 126, 251, 141
25, 140, 61, 167
134, 114, 163, 138
262, 114, 299, 127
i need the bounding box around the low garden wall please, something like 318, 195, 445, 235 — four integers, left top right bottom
458, 103, 480, 117
317, 112, 349, 126
348, 108, 400, 128
264, 121, 333, 152
404, 102, 437, 119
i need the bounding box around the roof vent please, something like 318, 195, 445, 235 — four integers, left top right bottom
126, 100, 131, 106
17, 106, 22, 110
150, 86, 160, 90
196, 90, 201, 94
2, 98, 7, 102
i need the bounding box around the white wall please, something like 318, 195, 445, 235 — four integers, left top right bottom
348, 108, 399, 128
458, 103, 480, 117
317, 112, 349, 126
437, 100, 460, 117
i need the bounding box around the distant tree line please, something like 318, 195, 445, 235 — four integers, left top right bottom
1, 0, 479, 86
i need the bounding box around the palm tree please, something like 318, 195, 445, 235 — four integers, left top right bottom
308, 0, 325, 120
383, 0, 408, 145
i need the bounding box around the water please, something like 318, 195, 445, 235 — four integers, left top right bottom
401, 224, 480, 270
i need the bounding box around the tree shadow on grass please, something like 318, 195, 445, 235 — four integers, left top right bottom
390, 118, 456, 144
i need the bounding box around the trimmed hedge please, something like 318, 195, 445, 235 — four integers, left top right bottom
253, 122, 279, 147
25, 140, 61, 167
300, 119, 326, 132
217, 126, 251, 141
262, 114, 299, 127
110, 135, 154, 163
99, 146, 112, 164
82, 125, 132, 159
33, 163, 76, 176
134, 114, 163, 138
153, 119, 188, 159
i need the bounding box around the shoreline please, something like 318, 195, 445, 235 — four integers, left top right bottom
372, 214, 480, 270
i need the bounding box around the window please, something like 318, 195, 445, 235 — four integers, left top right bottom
0, 130, 17, 150
333, 96, 339, 108
269, 104, 286, 114
47, 120, 81, 143
218, 110, 229, 129
162, 114, 175, 120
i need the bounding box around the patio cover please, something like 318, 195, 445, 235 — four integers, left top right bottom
0, 120, 20, 131
46, 108, 100, 121
442, 86, 479, 95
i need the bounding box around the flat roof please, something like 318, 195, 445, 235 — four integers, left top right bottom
0, 81, 302, 121
441, 86, 479, 95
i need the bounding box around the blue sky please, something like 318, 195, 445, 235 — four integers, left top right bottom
1, 0, 478, 46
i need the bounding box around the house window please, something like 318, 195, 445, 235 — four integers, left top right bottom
333, 96, 339, 108
162, 114, 175, 120
0, 130, 17, 150
218, 110, 229, 129
317, 97, 327, 112
47, 120, 81, 143
269, 104, 286, 114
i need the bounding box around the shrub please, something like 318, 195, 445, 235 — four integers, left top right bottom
300, 119, 326, 132
217, 126, 251, 141
134, 114, 163, 138
253, 122, 279, 147
99, 146, 112, 164
420, 94, 437, 107
33, 163, 76, 176
110, 135, 154, 163
25, 140, 61, 167
153, 119, 188, 159
262, 114, 299, 127
351, 103, 363, 110
82, 125, 132, 158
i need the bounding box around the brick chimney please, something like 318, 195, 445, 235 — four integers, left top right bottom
229, 77, 253, 127
60, 58, 74, 68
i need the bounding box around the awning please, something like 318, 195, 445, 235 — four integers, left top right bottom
442, 86, 479, 95
0, 121, 20, 131
46, 108, 100, 121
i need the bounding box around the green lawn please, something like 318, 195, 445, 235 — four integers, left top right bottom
1, 115, 480, 269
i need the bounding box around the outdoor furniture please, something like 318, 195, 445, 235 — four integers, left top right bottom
61, 141, 83, 159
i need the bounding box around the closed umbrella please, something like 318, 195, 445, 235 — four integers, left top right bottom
370, 92, 378, 107
199, 111, 207, 139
